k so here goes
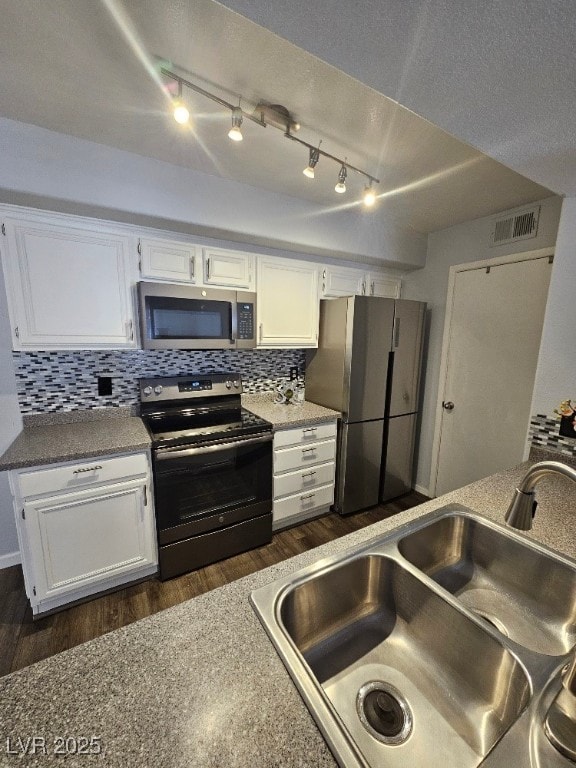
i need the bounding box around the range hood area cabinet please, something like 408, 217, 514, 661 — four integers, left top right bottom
138, 236, 255, 292
1, 217, 138, 350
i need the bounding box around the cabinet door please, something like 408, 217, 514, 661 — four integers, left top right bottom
321, 265, 366, 297
2, 219, 136, 349
367, 273, 401, 298
23, 480, 156, 603
257, 257, 319, 347
203, 248, 254, 290
139, 237, 199, 283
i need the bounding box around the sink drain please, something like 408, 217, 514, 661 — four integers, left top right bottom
356, 681, 413, 745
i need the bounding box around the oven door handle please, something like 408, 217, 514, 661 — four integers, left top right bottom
155, 433, 272, 460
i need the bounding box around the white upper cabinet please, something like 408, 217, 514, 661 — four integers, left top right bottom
138, 237, 255, 291
321, 265, 367, 297
257, 256, 319, 348
2, 217, 136, 350
202, 247, 255, 290
139, 237, 200, 284
367, 273, 401, 298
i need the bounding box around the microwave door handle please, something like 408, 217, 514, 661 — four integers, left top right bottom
230, 302, 238, 344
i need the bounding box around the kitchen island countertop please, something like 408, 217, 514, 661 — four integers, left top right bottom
1, 460, 576, 767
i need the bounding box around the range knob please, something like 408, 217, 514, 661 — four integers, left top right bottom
154, 385, 163, 395
233, 380, 240, 389
225, 380, 232, 389
143, 386, 152, 396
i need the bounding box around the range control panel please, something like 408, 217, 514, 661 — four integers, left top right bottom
139, 373, 243, 403
178, 380, 212, 392
237, 302, 254, 340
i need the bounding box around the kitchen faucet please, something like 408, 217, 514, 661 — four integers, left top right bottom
505, 459, 576, 761
505, 460, 576, 530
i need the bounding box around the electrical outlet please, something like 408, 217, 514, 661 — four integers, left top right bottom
289, 366, 299, 381
98, 376, 113, 396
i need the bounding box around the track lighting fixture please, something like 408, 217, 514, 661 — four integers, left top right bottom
363, 182, 376, 207
335, 164, 347, 194
228, 106, 243, 142
161, 66, 380, 204
173, 102, 190, 124
303, 146, 320, 178
172, 81, 190, 125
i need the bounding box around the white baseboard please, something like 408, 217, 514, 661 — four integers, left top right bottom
0, 549, 21, 569
414, 483, 433, 498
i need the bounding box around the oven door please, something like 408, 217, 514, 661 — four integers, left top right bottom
153, 433, 272, 545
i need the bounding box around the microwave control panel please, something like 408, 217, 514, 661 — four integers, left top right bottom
237, 303, 255, 340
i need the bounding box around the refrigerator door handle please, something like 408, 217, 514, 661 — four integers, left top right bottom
393, 316, 401, 348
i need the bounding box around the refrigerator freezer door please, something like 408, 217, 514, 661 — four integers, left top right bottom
337, 419, 385, 514
381, 413, 418, 501
347, 297, 395, 422
389, 300, 426, 417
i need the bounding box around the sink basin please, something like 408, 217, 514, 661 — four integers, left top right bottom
280, 554, 530, 768
398, 513, 576, 655
251, 506, 576, 768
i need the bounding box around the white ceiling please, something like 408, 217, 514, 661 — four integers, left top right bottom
217, 0, 576, 198
0, 0, 555, 233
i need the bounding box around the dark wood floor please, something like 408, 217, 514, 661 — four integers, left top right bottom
0, 492, 427, 678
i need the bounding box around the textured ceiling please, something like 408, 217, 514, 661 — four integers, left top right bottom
0, 0, 553, 233
217, 0, 576, 197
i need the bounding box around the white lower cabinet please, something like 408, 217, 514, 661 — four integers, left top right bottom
272, 420, 337, 530
11, 452, 158, 616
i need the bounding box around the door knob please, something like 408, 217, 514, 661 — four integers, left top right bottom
442, 401, 455, 411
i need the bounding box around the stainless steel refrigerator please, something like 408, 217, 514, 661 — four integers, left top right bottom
305, 296, 426, 514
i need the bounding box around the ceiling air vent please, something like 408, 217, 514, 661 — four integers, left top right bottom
490, 205, 540, 247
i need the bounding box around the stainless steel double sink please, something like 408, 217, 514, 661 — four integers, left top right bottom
251, 505, 576, 767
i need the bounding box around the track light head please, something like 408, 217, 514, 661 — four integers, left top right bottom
228, 106, 244, 141
363, 182, 376, 207
303, 147, 320, 179
173, 100, 190, 125
335, 164, 347, 194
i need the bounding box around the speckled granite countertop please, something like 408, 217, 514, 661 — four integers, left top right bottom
1, 460, 575, 767
242, 394, 340, 429
0, 410, 151, 470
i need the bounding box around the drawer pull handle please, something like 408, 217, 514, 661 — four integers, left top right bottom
302, 471, 317, 478
302, 427, 317, 433
301, 493, 316, 501
72, 465, 103, 474
302, 448, 316, 454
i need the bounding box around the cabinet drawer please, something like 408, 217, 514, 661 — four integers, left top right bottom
274, 421, 337, 449
17, 453, 149, 499
273, 483, 334, 524
274, 461, 335, 499
274, 439, 336, 475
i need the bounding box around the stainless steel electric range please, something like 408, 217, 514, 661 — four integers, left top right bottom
140, 373, 273, 580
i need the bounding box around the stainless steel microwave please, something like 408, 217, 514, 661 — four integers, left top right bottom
138, 282, 257, 350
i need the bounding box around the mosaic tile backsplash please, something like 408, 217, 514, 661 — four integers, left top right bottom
14, 349, 307, 414
529, 413, 576, 459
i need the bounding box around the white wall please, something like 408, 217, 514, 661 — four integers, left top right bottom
0, 117, 427, 270
0, 261, 23, 563
531, 198, 576, 415
402, 195, 562, 495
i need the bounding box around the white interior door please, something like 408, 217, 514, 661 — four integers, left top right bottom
435, 256, 552, 496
